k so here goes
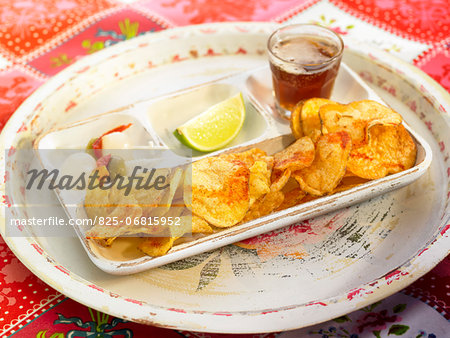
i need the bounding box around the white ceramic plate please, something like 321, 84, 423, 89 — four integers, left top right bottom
1, 23, 449, 333
32, 64, 431, 275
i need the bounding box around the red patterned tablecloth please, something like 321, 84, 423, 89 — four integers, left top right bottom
0, 1, 449, 337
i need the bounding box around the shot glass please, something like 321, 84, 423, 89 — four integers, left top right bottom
267, 24, 344, 119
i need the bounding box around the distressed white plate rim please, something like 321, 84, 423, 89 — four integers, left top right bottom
0, 22, 449, 333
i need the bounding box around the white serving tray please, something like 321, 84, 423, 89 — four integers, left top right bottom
35, 63, 432, 275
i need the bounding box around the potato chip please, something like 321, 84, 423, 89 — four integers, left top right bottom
191, 157, 250, 227
138, 237, 177, 257
293, 132, 352, 196
270, 168, 292, 192
220, 149, 274, 208
276, 187, 307, 210
349, 100, 403, 130
301, 194, 320, 203
275, 177, 306, 210
319, 103, 367, 147
192, 215, 214, 234
331, 176, 370, 193
85, 199, 143, 239
319, 100, 402, 148
242, 167, 290, 222
282, 176, 300, 192
300, 98, 334, 141
150, 167, 184, 217
84, 185, 112, 220
242, 190, 284, 223
344, 169, 357, 177
133, 168, 170, 217
348, 124, 416, 179
249, 161, 271, 206
290, 100, 305, 139
220, 148, 272, 169
273, 136, 315, 172
244, 166, 293, 221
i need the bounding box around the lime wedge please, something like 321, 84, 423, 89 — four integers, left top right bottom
174, 92, 246, 152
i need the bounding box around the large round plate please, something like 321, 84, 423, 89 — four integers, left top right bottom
1, 23, 449, 333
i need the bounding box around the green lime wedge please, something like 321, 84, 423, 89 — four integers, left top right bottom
173, 92, 246, 152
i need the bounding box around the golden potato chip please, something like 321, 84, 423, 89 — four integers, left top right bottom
344, 169, 357, 177
192, 215, 214, 234
319, 103, 367, 147
300, 98, 334, 140
349, 100, 403, 130
191, 157, 250, 228
249, 161, 271, 206
273, 136, 315, 172
348, 124, 416, 179
220, 148, 272, 169
293, 132, 352, 196
320, 100, 402, 148
331, 176, 370, 193
290, 100, 305, 139
276, 188, 307, 210
270, 168, 292, 192
138, 237, 177, 257
242, 168, 290, 223
242, 190, 284, 223
301, 194, 320, 203
282, 176, 300, 191
276, 177, 306, 210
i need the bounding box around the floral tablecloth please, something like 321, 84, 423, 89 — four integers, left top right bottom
0, 1, 449, 337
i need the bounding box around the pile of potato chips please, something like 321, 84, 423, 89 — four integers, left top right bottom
85, 99, 417, 257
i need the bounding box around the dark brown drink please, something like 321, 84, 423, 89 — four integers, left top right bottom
268, 25, 344, 119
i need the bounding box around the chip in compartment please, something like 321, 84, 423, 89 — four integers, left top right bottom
276, 188, 306, 210
300, 98, 334, 141
319, 100, 402, 148
191, 157, 250, 228
242, 190, 284, 223
220, 148, 273, 170
331, 175, 370, 194
293, 132, 352, 196
191, 215, 214, 234
290, 100, 305, 139
242, 169, 291, 222
138, 237, 177, 257
150, 167, 184, 217
275, 176, 307, 211
349, 100, 403, 130
248, 160, 271, 206
273, 136, 315, 172
348, 124, 416, 179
